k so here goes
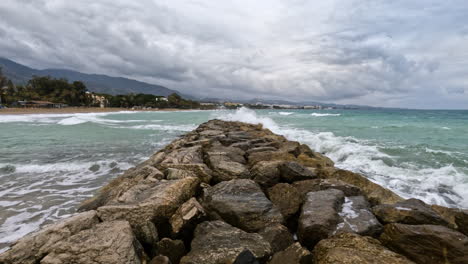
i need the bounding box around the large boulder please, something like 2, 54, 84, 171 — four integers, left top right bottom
207, 150, 249, 183
0, 211, 99, 264
248, 150, 296, 165
161, 145, 204, 165
251, 161, 283, 188
258, 224, 294, 253
379, 223, 468, 264
162, 164, 212, 183
97, 177, 200, 239
204, 179, 283, 232
298, 189, 345, 248
314, 233, 415, 264
372, 198, 448, 226
268, 243, 313, 264
335, 196, 382, 236
279, 161, 317, 182
292, 179, 361, 199
40, 221, 147, 264
180, 221, 271, 264
170, 197, 207, 237
267, 183, 303, 219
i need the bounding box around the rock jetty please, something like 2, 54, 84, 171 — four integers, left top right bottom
1, 119, 467, 264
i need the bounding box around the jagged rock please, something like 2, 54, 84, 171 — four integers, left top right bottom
331, 169, 403, 205
268, 242, 313, 264
233, 249, 259, 264
297, 153, 334, 169
230, 141, 252, 151
204, 179, 283, 232
259, 224, 294, 253
334, 196, 382, 236
380, 223, 468, 264
199, 129, 225, 137
247, 146, 278, 155
251, 161, 283, 188
314, 232, 415, 264
166, 168, 198, 180
267, 183, 302, 219
298, 189, 344, 248
180, 221, 271, 264
207, 143, 247, 164
455, 209, 468, 236
40, 221, 147, 264
292, 179, 361, 198
170, 197, 207, 236
134, 221, 159, 255
207, 148, 249, 182
97, 177, 200, 233
161, 145, 204, 165
372, 198, 449, 226
162, 164, 212, 183
0, 211, 99, 264
248, 150, 296, 165
183, 138, 212, 147
156, 238, 186, 264
278, 141, 301, 156
279, 162, 317, 182
150, 256, 171, 264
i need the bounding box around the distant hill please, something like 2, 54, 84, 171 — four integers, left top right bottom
0, 57, 183, 97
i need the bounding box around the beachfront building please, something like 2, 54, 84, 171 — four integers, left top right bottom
86, 92, 108, 108
12, 100, 67, 108
155, 96, 168, 102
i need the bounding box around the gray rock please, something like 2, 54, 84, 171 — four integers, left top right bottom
251, 161, 283, 188
279, 162, 317, 182
380, 223, 468, 264
293, 179, 361, 198
233, 249, 259, 264
156, 238, 186, 264
161, 145, 204, 165
298, 189, 345, 248
267, 183, 302, 219
162, 164, 212, 183
247, 146, 278, 155
259, 224, 294, 253
334, 196, 382, 236
268, 243, 312, 264
204, 179, 283, 232
372, 198, 449, 226
40, 221, 147, 264
180, 221, 271, 264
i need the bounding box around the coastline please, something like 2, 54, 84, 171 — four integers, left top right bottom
0, 107, 197, 115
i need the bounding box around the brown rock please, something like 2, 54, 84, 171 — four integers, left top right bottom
170, 197, 206, 236
166, 168, 198, 180
314, 233, 415, 264
380, 223, 468, 264
251, 161, 283, 188
292, 179, 361, 199
161, 145, 204, 165
298, 189, 345, 248
297, 153, 334, 169
156, 238, 186, 264
259, 224, 294, 253
267, 183, 302, 219
162, 164, 213, 183
248, 150, 296, 165
268, 242, 312, 264
279, 162, 317, 182
180, 221, 271, 264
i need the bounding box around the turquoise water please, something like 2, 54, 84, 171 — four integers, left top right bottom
0, 108, 467, 249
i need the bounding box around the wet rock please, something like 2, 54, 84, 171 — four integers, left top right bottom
248, 150, 296, 165
279, 162, 317, 182
455, 209, 468, 236
331, 169, 403, 205
372, 198, 449, 226
334, 196, 382, 236
251, 161, 283, 188
267, 183, 302, 219
170, 197, 207, 236
292, 179, 361, 198
156, 238, 186, 264
380, 223, 468, 264
40, 221, 147, 264
314, 232, 415, 264
204, 179, 283, 232
97, 177, 200, 232
134, 221, 159, 255
0, 211, 99, 264
278, 141, 301, 156
180, 221, 271, 264
298, 189, 345, 248
268, 242, 313, 264
259, 224, 294, 253
233, 249, 259, 264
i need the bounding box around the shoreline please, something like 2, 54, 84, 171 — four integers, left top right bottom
0, 107, 198, 115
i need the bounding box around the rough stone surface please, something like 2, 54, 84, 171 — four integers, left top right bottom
156, 238, 186, 264
180, 221, 271, 264
334, 196, 382, 236
248, 151, 296, 166
268, 243, 312, 264
0, 211, 99, 264
251, 161, 283, 188
204, 179, 283, 232
372, 198, 449, 226
149, 256, 171, 264
455, 209, 468, 236
279, 161, 317, 182
298, 189, 344, 248
380, 223, 468, 264
170, 197, 206, 236
166, 168, 198, 180
293, 179, 361, 198
267, 183, 302, 219
233, 250, 259, 264
41, 221, 147, 264
314, 233, 415, 264
207, 150, 249, 182
258, 224, 294, 253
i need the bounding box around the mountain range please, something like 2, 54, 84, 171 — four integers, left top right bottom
0, 57, 183, 97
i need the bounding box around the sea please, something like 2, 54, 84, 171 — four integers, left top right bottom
0, 107, 467, 251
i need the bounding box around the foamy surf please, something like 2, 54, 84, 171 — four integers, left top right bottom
310, 113, 341, 117
217, 107, 468, 208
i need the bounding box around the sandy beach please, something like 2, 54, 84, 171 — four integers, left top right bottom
0, 107, 192, 115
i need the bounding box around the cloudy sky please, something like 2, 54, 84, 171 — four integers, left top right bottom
0, 0, 467, 109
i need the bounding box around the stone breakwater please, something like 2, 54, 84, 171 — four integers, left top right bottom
1, 119, 467, 264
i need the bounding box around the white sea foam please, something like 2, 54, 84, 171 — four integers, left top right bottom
217, 107, 468, 208
441, 127, 451, 130
128, 124, 197, 132
310, 113, 341, 117
278, 112, 294, 116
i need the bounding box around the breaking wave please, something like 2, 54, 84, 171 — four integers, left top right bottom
310, 113, 341, 117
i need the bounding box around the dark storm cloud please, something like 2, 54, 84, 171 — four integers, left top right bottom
0, 0, 467, 108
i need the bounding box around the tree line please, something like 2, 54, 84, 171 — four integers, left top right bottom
0, 69, 202, 109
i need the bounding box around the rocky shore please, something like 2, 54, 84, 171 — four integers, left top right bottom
1, 119, 467, 264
